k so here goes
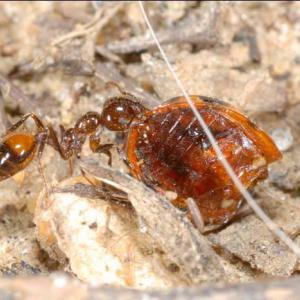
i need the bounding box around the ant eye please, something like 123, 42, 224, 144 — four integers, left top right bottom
101, 99, 139, 131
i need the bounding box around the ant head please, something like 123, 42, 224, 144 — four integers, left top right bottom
60, 127, 75, 158
101, 97, 146, 131
60, 127, 84, 158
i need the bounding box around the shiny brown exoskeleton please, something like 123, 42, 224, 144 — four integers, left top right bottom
124, 96, 281, 224
0, 114, 48, 181
0, 84, 281, 225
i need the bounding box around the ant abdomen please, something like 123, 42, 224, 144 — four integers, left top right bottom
0, 133, 37, 180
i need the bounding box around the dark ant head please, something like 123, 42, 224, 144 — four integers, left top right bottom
60, 127, 85, 159
60, 127, 75, 158
101, 97, 146, 131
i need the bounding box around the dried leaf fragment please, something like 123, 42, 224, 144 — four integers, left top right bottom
210, 215, 298, 276
34, 177, 187, 288
81, 160, 225, 284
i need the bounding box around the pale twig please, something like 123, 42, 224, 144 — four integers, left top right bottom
51, 9, 104, 47
138, 1, 300, 257
102, 2, 220, 54
51, 3, 123, 47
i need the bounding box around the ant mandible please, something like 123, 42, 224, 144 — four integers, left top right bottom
0, 82, 281, 225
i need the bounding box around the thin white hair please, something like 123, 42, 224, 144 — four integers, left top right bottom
138, 1, 300, 256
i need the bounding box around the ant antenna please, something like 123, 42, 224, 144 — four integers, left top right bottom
138, 1, 300, 257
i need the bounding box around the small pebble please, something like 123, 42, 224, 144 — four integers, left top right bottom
271, 126, 293, 152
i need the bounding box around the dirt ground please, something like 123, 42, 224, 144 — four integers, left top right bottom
0, 1, 300, 297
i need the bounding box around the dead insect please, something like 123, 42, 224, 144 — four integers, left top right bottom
0, 84, 281, 225
122, 95, 282, 225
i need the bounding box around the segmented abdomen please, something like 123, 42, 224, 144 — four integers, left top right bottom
0, 134, 36, 180
125, 96, 277, 224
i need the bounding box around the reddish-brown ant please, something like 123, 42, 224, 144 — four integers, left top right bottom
0, 82, 141, 178
0, 82, 281, 225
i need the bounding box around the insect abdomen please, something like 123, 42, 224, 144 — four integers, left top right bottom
0, 134, 36, 180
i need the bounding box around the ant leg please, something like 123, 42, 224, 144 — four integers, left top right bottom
35, 131, 51, 197
67, 157, 74, 176
46, 124, 69, 160
96, 144, 114, 166
89, 132, 113, 166
59, 124, 66, 137
47, 125, 76, 176
105, 81, 127, 95
105, 81, 141, 103
5, 113, 45, 135
42, 124, 74, 175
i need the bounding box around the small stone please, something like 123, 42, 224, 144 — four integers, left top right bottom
269, 147, 300, 190
270, 125, 294, 152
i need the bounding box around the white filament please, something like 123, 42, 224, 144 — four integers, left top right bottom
138, 1, 300, 257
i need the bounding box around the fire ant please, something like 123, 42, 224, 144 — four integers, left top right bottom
0, 82, 281, 225
0, 82, 141, 179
